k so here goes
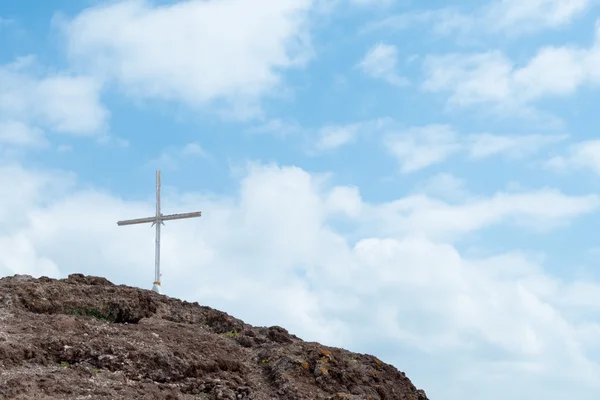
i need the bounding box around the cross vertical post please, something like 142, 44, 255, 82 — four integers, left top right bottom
154, 170, 162, 293
117, 170, 202, 294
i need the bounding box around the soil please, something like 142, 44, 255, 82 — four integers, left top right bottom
0, 274, 430, 400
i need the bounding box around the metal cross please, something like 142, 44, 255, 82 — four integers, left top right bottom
117, 170, 201, 294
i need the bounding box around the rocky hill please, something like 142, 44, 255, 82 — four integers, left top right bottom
0, 274, 429, 400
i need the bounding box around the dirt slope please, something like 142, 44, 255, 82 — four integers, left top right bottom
0, 274, 429, 400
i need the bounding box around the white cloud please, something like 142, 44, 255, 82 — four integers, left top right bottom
384, 124, 565, 172
254, 119, 565, 161
361, 9, 474, 36
423, 52, 514, 107
546, 140, 600, 175
384, 124, 461, 172
146, 142, 209, 170
363, 189, 599, 240
248, 118, 392, 153
0, 57, 107, 154
312, 118, 392, 152
414, 173, 468, 200
488, 0, 591, 33
0, 121, 46, 148
181, 142, 208, 157
0, 56, 107, 137
1, 162, 600, 399
422, 22, 600, 110
325, 185, 362, 217
512, 47, 590, 97
357, 43, 408, 86
0, 233, 60, 278
0, 164, 76, 231
59, 0, 315, 118
467, 133, 568, 158
315, 124, 360, 150
364, 0, 593, 37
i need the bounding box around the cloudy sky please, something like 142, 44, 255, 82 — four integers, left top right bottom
2, 0, 600, 398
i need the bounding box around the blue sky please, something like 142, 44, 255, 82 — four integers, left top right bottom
2, 0, 600, 399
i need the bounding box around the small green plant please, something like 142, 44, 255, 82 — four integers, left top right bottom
59, 361, 70, 367
90, 367, 101, 374
261, 359, 269, 367
85, 310, 106, 320
69, 308, 107, 321
223, 330, 240, 338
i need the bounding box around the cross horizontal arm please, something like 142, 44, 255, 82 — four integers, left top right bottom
161, 211, 202, 221
117, 216, 157, 226
117, 211, 201, 226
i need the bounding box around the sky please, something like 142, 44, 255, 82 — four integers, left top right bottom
1, 0, 600, 398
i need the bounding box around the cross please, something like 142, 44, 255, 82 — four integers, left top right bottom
117, 170, 201, 294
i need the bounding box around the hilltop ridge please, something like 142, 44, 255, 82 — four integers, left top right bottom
0, 274, 429, 400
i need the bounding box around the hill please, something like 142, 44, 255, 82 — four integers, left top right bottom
0, 274, 429, 400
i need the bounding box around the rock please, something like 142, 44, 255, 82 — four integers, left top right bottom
0, 274, 429, 399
